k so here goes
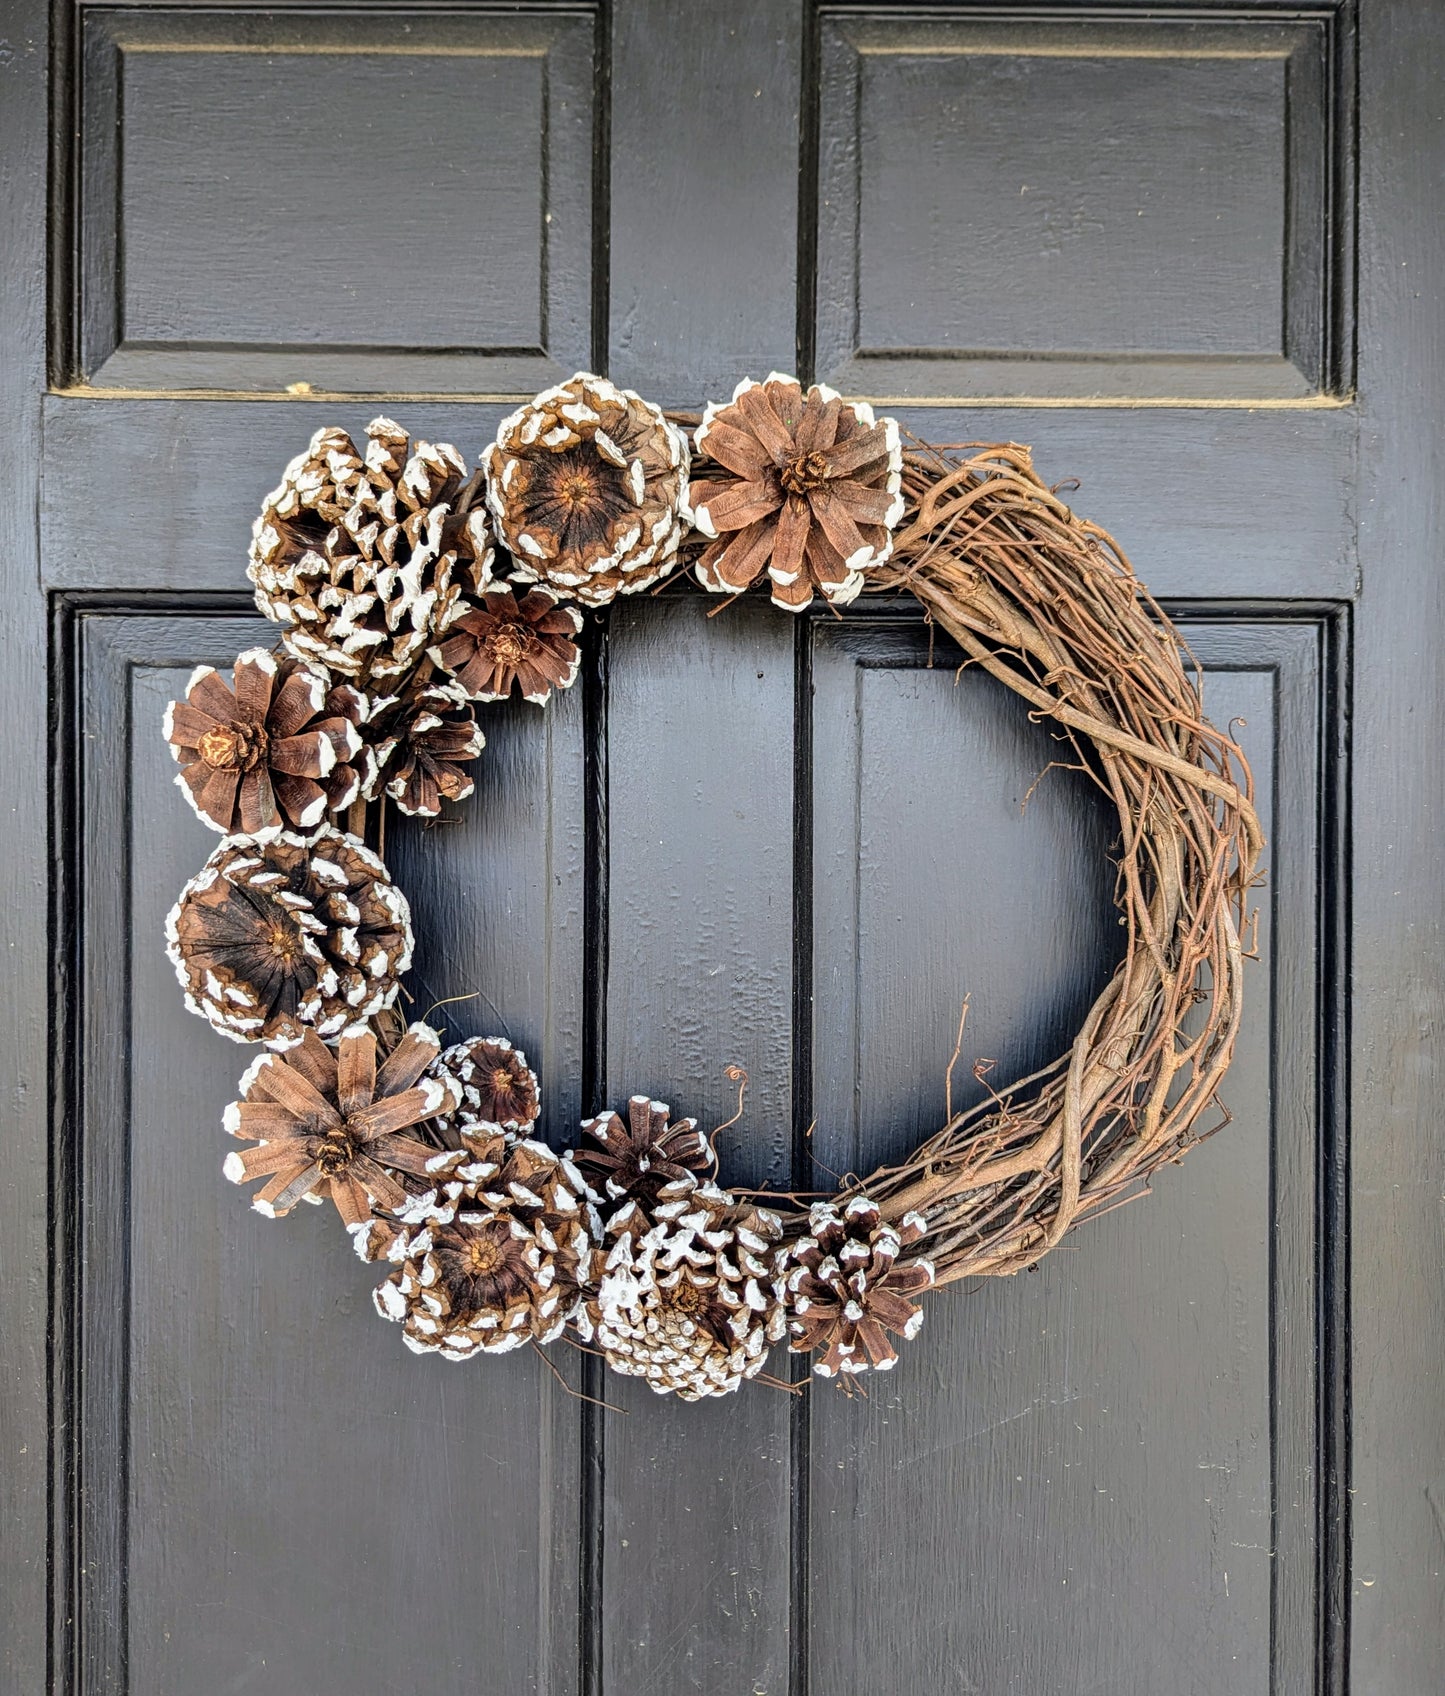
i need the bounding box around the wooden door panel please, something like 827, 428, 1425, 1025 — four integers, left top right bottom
66, 613, 583, 1693
62, 602, 1336, 1692
808, 613, 1121, 1169
40, 398, 1358, 603
387, 684, 588, 1146
803, 620, 1332, 1695
597, 596, 797, 1693
812, 10, 1349, 402
69, 7, 598, 394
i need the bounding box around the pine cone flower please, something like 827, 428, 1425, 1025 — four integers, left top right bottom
165, 825, 413, 1046
367, 1127, 598, 1357
432, 1035, 541, 1131
483, 373, 690, 608
370, 681, 484, 818
575, 1095, 714, 1202
690, 374, 904, 611
783, 1197, 935, 1377
433, 582, 582, 704
249, 418, 494, 683
163, 648, 369, 835
585, 1180, 785, 1400
222, 1024, 461, 1226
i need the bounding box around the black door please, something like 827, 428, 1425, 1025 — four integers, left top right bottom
3, 1, 1441, 1691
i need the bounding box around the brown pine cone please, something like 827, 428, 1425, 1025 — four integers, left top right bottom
432, 1035, 541, 1131
690, 374, 904, 611
248, 418, 494, 683
584, 1180, 785, 1400
482, 374, 690, 607
165, 825, 412, 1046
370, 681, 484, 818
164, 647, 370, 835
782, 1197, 934, 1377
433, 582, 582, 704
575, 1095, 714, 1203
222, 1024, 461, 1226
367, 1127, 599, 1357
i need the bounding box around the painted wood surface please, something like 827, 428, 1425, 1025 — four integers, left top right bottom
3, 1, 1441, 1692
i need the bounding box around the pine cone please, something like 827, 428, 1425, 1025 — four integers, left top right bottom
575, 1095, 714, 1203
366, 1127, 598, 1358
690, 374, 904, 610
165, 825, 413, 1046
433, 1035, 541, 1131
370, 680, 484, 818
584, 1179, 785, 1400
433, 583, 582, 704
222, 1024, 461, 1226
249, 418, 494, 683
783, 1197, 934, 1377
483, 374, 690, 607
164, 647, 370, 835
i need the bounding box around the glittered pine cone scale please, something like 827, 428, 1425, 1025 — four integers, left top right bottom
166, 379, 1262, 1404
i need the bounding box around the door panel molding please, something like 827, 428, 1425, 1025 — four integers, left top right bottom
791, 601, 1350, 1696
51, 602, 586, 1696
55, 5, 601, 395
805, 2, 1357, 404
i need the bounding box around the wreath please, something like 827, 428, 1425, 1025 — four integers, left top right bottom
162, 373, 1262, 1401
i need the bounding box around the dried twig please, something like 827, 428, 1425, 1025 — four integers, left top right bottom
746, 442, 1264, 1292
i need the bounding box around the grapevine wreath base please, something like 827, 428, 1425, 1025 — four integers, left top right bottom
163, 373, 1262, 1401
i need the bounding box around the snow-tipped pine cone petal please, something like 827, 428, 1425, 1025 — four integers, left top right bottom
221, 1024, 460, 1226
370, 681, 484, 818
584, 1179, 785, 1400
433, 583, 582, 705
783, 1196, 934, 1377
483, 374, 690, 608
164, 648, 371, 835
164, 825, 413, 1046
690, 373, 904, 612
248, 418, 494, 683
367, 1129, 598, 1357
575, 1094, 715, 1202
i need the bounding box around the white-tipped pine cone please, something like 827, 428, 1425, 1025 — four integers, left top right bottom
483, 374, 690, 607
248, 417, 494, 683
584, 1179, 785, 1401
690, 373, 904, 611
362, 1126, 599, 1359
222, 1025, 461, 1227
783, 1197, 934, 1377
164, 825, 412, 1046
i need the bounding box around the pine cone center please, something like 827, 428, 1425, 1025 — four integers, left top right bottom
316, 1126, 359, 1177
778, 451, 832, 496
560, 471, 597, 507
198, 721, 268, 772
463, 1235, 504, 1278
664, 1279, 710, 1320
266, 918, 301, 964
483, 623, 536, 669
489, 1063, 516, 1094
